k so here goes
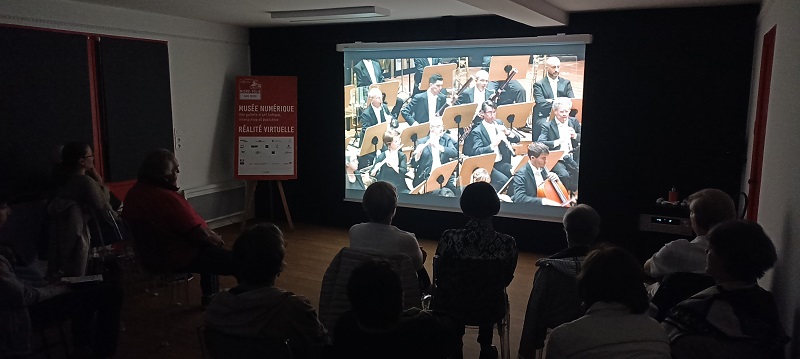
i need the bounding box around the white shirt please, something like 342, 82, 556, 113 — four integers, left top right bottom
529, 162, 546, 187
548, 76, 560, 98
647, 236, 709, 278
427, 91, 438, 119
482, 121, 502, 162
363, 59, 378, 84
385, 148, 399, 170
371, 105, 384, 123
556, 119, 573, 151
429, 136, 442, 169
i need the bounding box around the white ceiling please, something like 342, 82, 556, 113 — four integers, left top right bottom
67, 0, 760, 28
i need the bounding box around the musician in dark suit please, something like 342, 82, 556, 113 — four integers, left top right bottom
510, 142, 561, 205
358, 87, 395, 146
369, 131, 409, 193
532, 57, 575, 140
537, 97, 580, 191
466, 100, 520, 191
410, 117, 458, 192
413, 57, 441, 95
401, 74, 447, 126
353, 59, 384, 87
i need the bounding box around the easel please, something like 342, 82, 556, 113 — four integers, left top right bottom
496, 102, 535, 130
487, 55, 530, 81
241, 180, 294, 231
370, 80, 400, 112
418, 63, 458, 91
458, 153, 496, 187
410, 160, 459, 194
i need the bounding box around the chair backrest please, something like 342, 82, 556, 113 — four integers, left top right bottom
432, 255, 507, 325
198, 325, 292, 359
518, 258, 585, 356
318, 247, 421, 336
651, 272, 715, 322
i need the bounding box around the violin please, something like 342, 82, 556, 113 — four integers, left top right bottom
536, 177, 574, 207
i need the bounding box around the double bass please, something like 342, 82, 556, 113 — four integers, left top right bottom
536, 177, 574, 207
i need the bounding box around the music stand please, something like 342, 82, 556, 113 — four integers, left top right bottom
488, 55, 530, 81
440, 103, 479, 132
496, 102, 534, 130
512, 140, 532, 156
410, 160, 458, 194
458, 153, 496, 187
399, 122, 430, 151
359, 122, 389, 157
417, 63, 457, 91
547, 150, 565, 170
370, 80, 400, 111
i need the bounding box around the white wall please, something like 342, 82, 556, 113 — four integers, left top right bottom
743, 0, 800, 353
0, 0, 250, 194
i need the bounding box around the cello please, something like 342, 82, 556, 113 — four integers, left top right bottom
536, 177, 574, 207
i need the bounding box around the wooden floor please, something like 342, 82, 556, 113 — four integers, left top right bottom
44, 221, 544, 359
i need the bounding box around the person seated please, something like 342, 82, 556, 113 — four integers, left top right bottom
435, 182, 518, 359
532, 56, 575, 139
465, 100, 520, 191
48, 142, 119, 276
518, 204, 600, 358
0, 193, 122, 359
644, 188, 736, 296
349, 181, 429, 290
663, 220, 788, 359
345, 154, 368, 191
545, 246, 671, 358
332, 260, 460, 359
410, 116, 458, 192
121, 149, 234, 306
510, 142, 563, 206
401, 73, 447, 126
204, 223, 328, 358
537, 97, 580, 192
369, 132, 409, 194
358, 87, 397, 147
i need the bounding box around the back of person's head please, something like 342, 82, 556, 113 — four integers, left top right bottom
707, 220, 777, 282
346, 260, 403, 329
688, 188, 736, 234
470, 168, 491, 184
138, 149, 175, 182
563, 204, 601, 246
362, 181, 397, 223
578, 246, 649, 314
460, 181, 500, 219
232, 223, 285, 285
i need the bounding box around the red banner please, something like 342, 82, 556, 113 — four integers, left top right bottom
234, 76, 297, 180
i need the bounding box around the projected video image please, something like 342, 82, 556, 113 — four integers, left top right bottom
344, 52, 585, 220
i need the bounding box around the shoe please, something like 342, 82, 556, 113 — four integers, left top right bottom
479, 345, 498, 359
519, 125, 532, 133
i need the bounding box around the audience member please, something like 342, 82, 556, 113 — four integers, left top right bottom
52, 142, 117, 216
435, 181, 518, 359
333, 260, 459, 359
204, 223, 328, 358
0, 193, 122, 358
545, 246, 670, 358
122, 149, 234, 306
663, 220, 788, 359
349, 181, 428, 289
644, 188, 736, 295
518, 204, 600, 358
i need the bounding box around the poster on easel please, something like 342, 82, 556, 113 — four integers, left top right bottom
234, 76, 298, 180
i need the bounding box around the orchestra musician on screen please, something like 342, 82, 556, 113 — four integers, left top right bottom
346, 56, 580, 207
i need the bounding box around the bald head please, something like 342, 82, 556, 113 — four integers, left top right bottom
545, 57, 561, 80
